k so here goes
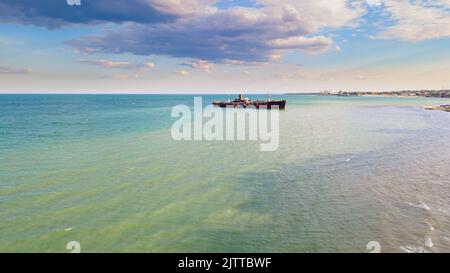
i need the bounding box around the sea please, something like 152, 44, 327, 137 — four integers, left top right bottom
1, 94, 450, 252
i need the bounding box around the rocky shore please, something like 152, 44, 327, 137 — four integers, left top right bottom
425, 104, 450, 112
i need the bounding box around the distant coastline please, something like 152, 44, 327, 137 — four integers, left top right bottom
319, 89, 450, 98
317, 89, 450, 112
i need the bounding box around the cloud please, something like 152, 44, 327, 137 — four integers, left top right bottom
76, 59, 155, 70
68, 1, 364, 63
267, 36, 334, 53
111, 73, 139, 80
0, 0, 213, 28
177, 69, 190, 76
0, 65, 31, 74
97, 72, 141, 80
149, 0, 216, 16
259, 0, 366, 30
181, 60, 213, 73
367, 0, 450, 41
3, 0, 450, 68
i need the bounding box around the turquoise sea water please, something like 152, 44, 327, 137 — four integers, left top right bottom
1, 94, 450, 252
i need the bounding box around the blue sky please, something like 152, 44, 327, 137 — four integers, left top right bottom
0, 0, 449, 93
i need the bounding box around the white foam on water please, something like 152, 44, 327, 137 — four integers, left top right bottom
425, 237, 433, 248
421, 203, 431, 211
400, 246, 427, 253
408, 202, 431, 211
436, 207, 450, 216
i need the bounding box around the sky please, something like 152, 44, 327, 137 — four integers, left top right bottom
0, 0, 450, 93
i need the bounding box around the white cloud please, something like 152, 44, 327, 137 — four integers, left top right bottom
0, 65, 31, 75
70, 0, 365, 63
148, 0, 216, 16
178, 69, 190, 76
182, 59, 213, 73
267, 35, 334, 53
369, 0, 450, 41
365, 0, 383, 7
76, 59, 155, 70
111, 73, 140, 80
259, 0, 365, 31
143, 62, 155, 69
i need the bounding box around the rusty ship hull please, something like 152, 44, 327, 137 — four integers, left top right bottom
213, 94, 286, 110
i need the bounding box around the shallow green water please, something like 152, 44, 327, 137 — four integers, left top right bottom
1, 94, 450, 252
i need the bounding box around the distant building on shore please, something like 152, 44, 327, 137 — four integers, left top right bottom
320, 89, 450, 98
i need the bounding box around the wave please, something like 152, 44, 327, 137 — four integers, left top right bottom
400, 246, 427, 253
